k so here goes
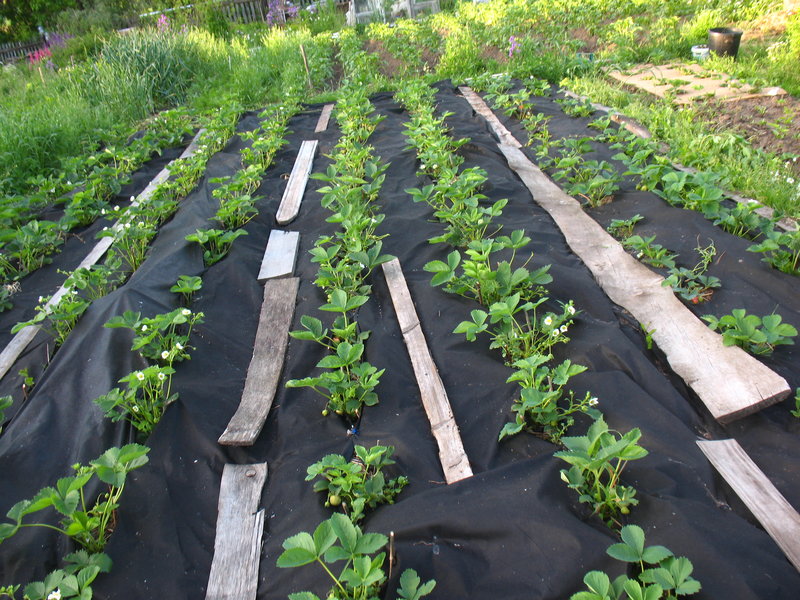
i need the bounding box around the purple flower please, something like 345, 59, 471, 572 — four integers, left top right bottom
157, 13, 169, 31
508, 35, 521, 58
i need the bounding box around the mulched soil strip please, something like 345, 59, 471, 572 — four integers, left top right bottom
0, 87, 798, 599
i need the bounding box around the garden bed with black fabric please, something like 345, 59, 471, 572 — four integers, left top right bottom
0, 83, 798, 600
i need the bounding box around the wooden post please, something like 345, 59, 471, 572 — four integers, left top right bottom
205, 463, 268, 600
458, 86, 791, 423
381, 258, 473, 483
698, 439, 800, 572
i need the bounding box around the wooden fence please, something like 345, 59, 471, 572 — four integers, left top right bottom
0, 38, 46, 64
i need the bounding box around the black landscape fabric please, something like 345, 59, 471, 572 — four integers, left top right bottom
0, 81, 798, 599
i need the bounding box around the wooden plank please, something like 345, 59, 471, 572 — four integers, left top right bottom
275, 140, 317, 225
257, 230, 300, 281
205, 463, 268, 600
314, 104, 334, 133
609, 63, 786, 105
459, 86, 521, 148
698, 439, 800, 572
0, 129, 207, 382
381, 258, 473, 483
219, 277, 299, 445
458, 87, 791, 422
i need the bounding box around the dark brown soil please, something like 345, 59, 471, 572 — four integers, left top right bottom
364, 38, 407, 79
696, 95, 800, 171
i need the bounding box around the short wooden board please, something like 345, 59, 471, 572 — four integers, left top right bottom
276, 140, 318, 225
218, 277, 299, 445
205, 463, 268, 600
0, 129, 207, 382
698, 439, 800, 572
314, 104, 334, 133
381, 258, 473, 483
257, 230, 300, 281
609, 63, 786, 105
458, 87, 791, 422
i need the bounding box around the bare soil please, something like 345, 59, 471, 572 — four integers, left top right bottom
697, 95, 800, 171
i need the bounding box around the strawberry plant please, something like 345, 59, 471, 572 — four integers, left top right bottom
500, 353, 601, 444
306, 445, 408, 523
11, 290, 90, 349
277, 513, 434, 600
170, 275, 203, 305
0, 445, 149, 553
571, 525, 701, 599
185, 228, 248, 266
0, 551, 112, 600
702, 309, 798, 356
621, 235, 677, 270
555, 417, 648, 527
748, 229, 800, 276
607, 215, 644, 240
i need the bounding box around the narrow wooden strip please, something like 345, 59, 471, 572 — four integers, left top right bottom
382, 258, 473, 483
458, 88, 791, 422
0, 130, 207, 382
257, 230, 300, 281
698, 439, 800, 571
314, 104, 334, 133
205, 463, 268, 600
459, 86, 521, 148
276, 140, 318, 225
219, 277, 299, 445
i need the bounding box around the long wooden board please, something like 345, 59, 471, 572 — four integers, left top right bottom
381, 258, 473, 483
314, 104, 334, 133
459, 86, 791, 422
205, 463, 268, 600
257, 230, 300, 281
697, 439, 800, 571
0, 130, 207, 382
218, 277, 299, 445
275, 140, 317, 225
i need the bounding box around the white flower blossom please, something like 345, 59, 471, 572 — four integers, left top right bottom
161, 350, 170, 360
560, 325, 568, 333
141, 325, 148, 332
551, 329, 560, 338
132, 405, 140, 412
181, 308, 191, 316
135, 372, 145, 381
114, 205, 120, 211
543, 316, 553, 327
47, 589, 61, 600
138, 222, 145, 227
567, 305, 576, 315
588, 397, 599, 406
175, 342, 184, 350
38, 296, 43, 303
157, 372, 166, 381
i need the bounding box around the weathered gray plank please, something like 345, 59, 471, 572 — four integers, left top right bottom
698, 439, 800, 571
276, 140, 318, 225
219, 277, 299, 445
205, 463, 268, 600
459, 86, 521, 148
257, 230, 300, 281
314, 104, 334, 133
382, 258, 473, 483
459, 87, 791, 422
0, 129, 207, 382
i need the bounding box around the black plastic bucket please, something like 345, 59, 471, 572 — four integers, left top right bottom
708, 27, 743, 59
